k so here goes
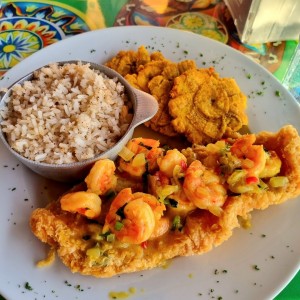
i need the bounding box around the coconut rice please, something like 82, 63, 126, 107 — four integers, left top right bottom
0, 62, 132, 164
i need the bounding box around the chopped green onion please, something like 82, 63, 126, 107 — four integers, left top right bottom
114, 221, 124, 231
172, 215, 182, 231
106, 233, 115, 242
275, 90, 281, 97
24, 282, 33, 291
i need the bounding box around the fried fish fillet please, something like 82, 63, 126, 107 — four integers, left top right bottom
169, 68, 248, 144
30, 125, 300, 278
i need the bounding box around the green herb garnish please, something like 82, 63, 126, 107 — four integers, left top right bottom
115, 221, 124, 231
172, 215, 182, 231
24, 282, 33, 291
64, 280, 72, 287
106, 233, 115, 242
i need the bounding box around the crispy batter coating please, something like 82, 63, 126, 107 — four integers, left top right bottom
169, 68, 248, 144
30, 125, 300, 277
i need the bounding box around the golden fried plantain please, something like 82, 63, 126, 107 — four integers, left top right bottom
106, 47, 247, 142
105, 46, 151, 77
106, 46, 197, 137
169, 68, 248, 144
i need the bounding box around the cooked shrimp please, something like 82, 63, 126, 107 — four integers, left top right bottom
230, 134, 267, 179
119, 138, 163, 178
157, 149, 187, 178
259, 150, 281, 178
149, 217, 170, 240
85, 159, 117, 195
183, 160, 227, 216
103, 188, 166, 244
168, 189, 197, 217
60, 191, 101, 219
148, 172, 196, 217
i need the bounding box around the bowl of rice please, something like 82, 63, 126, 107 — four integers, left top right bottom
0, 61, 158, 182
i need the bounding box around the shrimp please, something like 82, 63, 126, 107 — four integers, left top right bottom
157, 149, 187, 178
60, 191, 101, 219
149, 217, 170, 240
167, 189, 197, 217
183, 160, 227, 216
103, 188, 166, 244
259, 150, 281, 178
119, 138, 163, 178
85, 159, 117, 195
230, 134, 267, 179
148, 172, 196, 217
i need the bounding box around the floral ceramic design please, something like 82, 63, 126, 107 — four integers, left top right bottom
0, 2, 89, 75
166, 12, 228, 43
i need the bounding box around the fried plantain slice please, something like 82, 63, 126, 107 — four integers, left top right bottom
107, 47, 197, 136
145, 75, 178, 136
169, 68, 248, 144
105, 46, 151, 77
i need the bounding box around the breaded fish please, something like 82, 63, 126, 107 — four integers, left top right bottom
30, 125, 300, 277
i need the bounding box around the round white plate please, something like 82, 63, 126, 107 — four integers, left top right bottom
0, 26, 299, 300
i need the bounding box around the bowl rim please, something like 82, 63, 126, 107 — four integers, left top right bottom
0, 60, 142, 169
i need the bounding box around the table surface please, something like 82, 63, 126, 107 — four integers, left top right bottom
0, 0, 299, 299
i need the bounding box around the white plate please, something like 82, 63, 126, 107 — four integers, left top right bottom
0, 26, 299, 300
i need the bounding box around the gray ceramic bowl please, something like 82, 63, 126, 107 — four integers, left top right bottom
0, 61, 158, 182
